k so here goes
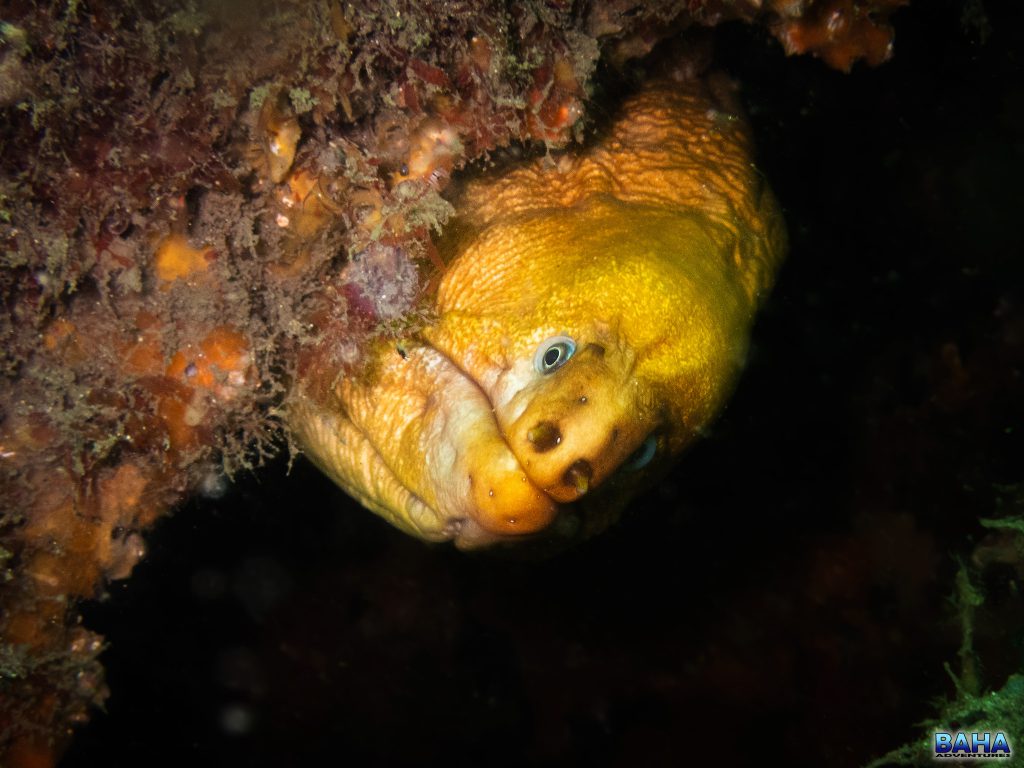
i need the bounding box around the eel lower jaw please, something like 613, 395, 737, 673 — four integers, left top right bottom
444, 515, 541, 550
445, 508, 584, 551
454, 438, 560, 544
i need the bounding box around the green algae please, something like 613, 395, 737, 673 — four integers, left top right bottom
866, 511, 1024, 767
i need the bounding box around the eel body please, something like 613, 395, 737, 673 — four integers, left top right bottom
289, 77, 786, 548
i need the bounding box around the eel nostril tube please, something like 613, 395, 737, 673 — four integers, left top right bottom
527, 421, 562, 452
563, 459, 593, 496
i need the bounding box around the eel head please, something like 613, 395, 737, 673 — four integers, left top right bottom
289, 79, 786, 548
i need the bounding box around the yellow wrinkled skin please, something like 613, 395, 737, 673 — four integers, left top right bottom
289, 77, 787, 548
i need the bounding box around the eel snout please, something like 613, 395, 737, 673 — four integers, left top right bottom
503, 345, 651, 504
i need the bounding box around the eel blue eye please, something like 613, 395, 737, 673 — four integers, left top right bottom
533, 336, 576, 374
623, 435, 657, 471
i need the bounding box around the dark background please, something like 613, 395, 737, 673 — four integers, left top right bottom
65, 1, 1024, 765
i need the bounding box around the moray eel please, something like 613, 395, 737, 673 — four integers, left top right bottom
290, 77, 786, 548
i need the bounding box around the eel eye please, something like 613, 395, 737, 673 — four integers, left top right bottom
533, 336, 576, 374
623, 435, 657, 471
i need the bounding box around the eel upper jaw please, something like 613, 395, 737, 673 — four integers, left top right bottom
487, 343, 654, 504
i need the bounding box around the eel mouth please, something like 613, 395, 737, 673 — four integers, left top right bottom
300, 336, 648, 550
424, 341, 647, 549
428, 350, 562, 548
